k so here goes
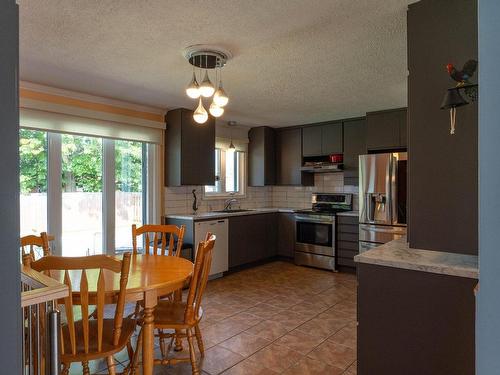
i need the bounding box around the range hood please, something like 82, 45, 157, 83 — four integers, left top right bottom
300, 163, 343, 173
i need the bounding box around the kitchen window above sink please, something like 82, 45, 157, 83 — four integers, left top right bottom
204, 147, 246, 199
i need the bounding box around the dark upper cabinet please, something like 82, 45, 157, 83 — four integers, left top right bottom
366, 108, 407, 151
276, 128, 313, 186
321, 122, 343, 154
302, 126, 322, 156
248, 127, 276, 186
165, 108, 215, 186
302, 122, 343, 156
343, 118, 366, 186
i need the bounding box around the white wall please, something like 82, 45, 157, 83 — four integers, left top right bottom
477, 0, 500, 373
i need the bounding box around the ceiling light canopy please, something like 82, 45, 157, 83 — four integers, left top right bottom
183, 45, 232, 124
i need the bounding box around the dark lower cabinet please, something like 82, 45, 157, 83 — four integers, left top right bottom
229, 213, 277, 268
357, 263, 476, 375
336, 215, 359, 269
277, 213, 295, 258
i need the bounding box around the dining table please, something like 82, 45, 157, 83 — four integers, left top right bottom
52, 253, 194, 375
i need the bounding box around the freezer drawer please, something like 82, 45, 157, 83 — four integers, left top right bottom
359, 224, 406, 244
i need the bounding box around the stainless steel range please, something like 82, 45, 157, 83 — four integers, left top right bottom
294, 193, 353, 271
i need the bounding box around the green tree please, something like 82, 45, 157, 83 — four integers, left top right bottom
19, 129, 47, 194
115, 140, 143, 193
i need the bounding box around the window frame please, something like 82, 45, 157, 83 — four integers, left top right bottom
203, 147, 246, 200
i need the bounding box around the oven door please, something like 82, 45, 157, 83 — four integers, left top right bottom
295, 215, 334, 256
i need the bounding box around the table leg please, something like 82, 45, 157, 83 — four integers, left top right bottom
142, 289, 157, 375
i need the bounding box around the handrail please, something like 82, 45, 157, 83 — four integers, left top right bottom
21, 266, 68, 307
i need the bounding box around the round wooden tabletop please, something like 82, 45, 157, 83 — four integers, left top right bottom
51, 254, 194, 301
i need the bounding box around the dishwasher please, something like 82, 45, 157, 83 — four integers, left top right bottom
194, 219, 228, 278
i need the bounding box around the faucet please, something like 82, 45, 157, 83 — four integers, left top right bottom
223, 198, 238, 211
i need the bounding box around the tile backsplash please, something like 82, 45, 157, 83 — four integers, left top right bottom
165, 172, 358, 215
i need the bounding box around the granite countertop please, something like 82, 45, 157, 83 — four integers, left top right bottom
336, 210, 359, 218
165, 207, 296, 221
354, 238, 478, 279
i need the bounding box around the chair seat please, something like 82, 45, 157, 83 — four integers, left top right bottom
153, 300, 203, 328
61, 318, 136, 362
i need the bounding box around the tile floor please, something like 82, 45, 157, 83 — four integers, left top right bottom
71, 261, 358, 374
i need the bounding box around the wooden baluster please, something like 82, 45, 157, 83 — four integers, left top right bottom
161, 232, 167, 256
96, 269, 105, 352
63, 270, 76, 355
168, 233, 175, 257
145, 233, 150, 255
153, 232, 158, 255
80, 270, 89, 354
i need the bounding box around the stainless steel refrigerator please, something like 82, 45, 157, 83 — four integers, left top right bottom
358, 152, 407, 252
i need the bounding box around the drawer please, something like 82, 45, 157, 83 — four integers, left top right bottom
338, 248, 358, 259
337, 216, 359, 225
337, 257, 356, 267
338, 240, 359, 251
338, 232, 359, 242
337, 224, 359, 234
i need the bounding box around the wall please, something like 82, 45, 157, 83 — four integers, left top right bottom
0, 1, 22, 372
477, 0, 500, 373
165, 173, 358, 215
407, 0, 478, 255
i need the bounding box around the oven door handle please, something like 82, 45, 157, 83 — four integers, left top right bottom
294, 215, 333, 224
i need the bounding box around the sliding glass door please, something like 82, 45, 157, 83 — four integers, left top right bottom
19, 130, 153, 255
115, 140, 145, 251
61, 134, 103, 256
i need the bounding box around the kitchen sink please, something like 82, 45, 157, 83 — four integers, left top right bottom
211, 209, 254, 213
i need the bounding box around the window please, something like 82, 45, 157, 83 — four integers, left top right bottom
204, 148, 245, 198
19, 129, 155, 255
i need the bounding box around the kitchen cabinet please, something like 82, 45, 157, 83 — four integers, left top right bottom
343, 118, 366, 186
228, 213, 277, 268
276, 128, 313, 186
302, 122, 343, 156
366, 108, 407, 151
357, 263, 476, 375
336, 215, 359, 270
194, 219, 228, 276
248, 126, 276, 186
165, 108, 215, 186
277, 212, 295, 258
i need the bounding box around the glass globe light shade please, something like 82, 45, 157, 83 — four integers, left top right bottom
209, 102, 224, 117
199, 70, 215, 97
193, 98, 208, 124
185, 72, 200, 99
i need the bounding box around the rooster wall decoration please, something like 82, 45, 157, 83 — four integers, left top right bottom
441, 59, 478, 135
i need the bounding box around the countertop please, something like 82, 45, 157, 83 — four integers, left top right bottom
165, 207, 296, 221
336, 210, 359, 218
354, 238, 478, 279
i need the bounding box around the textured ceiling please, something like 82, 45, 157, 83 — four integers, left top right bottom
19, 0, 412, 127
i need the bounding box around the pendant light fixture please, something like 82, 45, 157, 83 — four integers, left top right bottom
193, 97, 208, 124
183, 45, 232, 124
227, 121, 236, 154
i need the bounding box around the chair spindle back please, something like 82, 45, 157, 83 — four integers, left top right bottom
185, 234, 216, 324
132, 224, 185, 256
20, 232, 52, 261
23, 253, 131, 355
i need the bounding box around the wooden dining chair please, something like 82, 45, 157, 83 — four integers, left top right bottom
20, 232, 53, 261
132, 224, 186, 256
131, 233, 216, 375
23, 253, 135, 375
